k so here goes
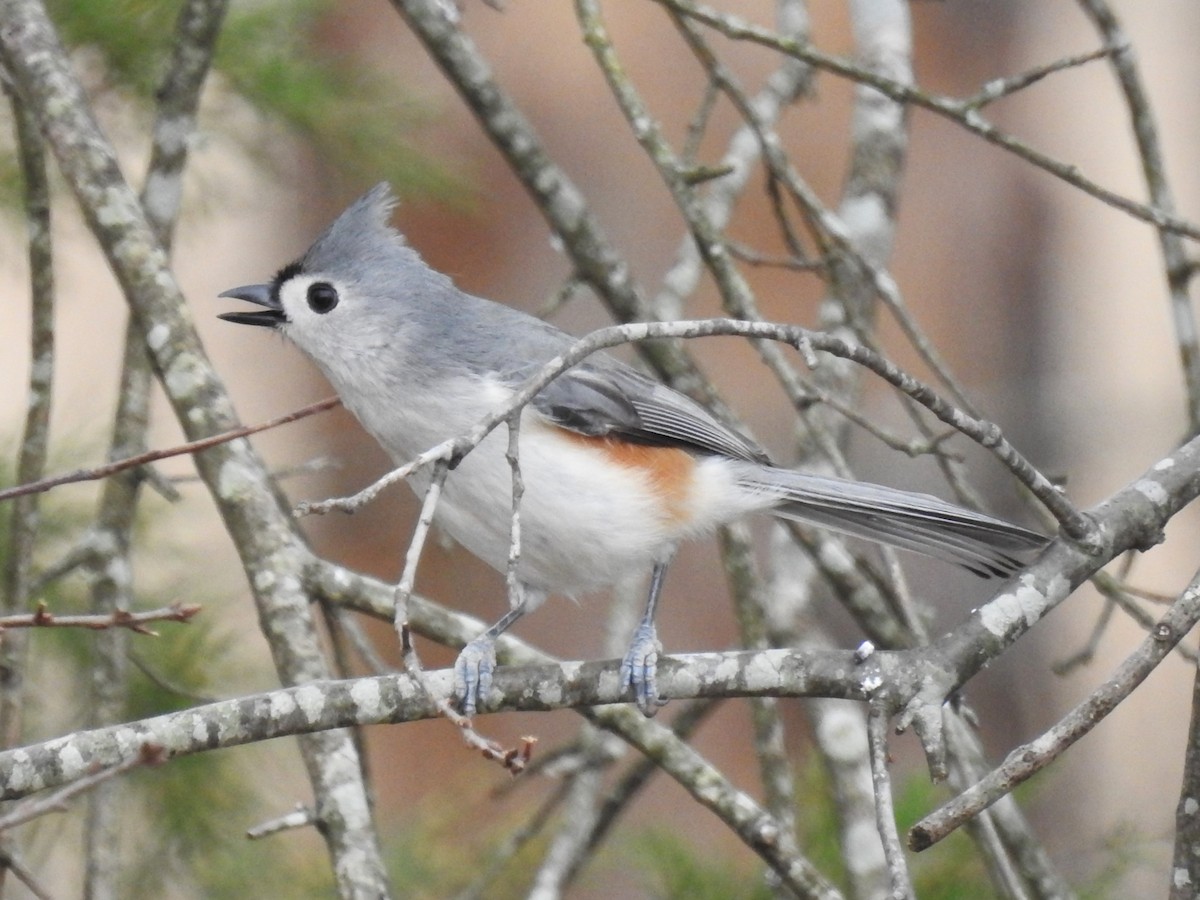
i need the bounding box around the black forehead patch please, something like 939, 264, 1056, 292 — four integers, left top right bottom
270, 260, 305, 305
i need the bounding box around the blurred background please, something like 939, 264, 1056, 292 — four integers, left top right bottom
2, 0, 1198, 895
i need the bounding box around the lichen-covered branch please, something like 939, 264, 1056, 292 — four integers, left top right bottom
0, 3, 388, 894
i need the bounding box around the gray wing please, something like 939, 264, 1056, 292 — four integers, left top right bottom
529, 358, 770, 464
445, 289, 765, 462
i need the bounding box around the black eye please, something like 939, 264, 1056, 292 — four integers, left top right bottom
307, 282, 339, 314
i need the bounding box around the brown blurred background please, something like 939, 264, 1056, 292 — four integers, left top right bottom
3, 0, 1199, 895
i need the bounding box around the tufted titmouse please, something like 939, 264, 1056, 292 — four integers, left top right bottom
219, 184, 1047, 716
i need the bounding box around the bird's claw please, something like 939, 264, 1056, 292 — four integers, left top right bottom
620, 622, 668, 716
454, 635, 497, 717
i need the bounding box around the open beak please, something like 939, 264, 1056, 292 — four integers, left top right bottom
218, 283, 286, 327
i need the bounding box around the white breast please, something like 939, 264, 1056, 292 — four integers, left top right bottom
332, 371, 768, 596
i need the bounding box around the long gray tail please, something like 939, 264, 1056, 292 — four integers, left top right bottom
736, 464, 1048, 578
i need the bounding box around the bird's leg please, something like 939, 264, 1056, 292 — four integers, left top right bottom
620, 555, 674, 716
454, 587, 541, 717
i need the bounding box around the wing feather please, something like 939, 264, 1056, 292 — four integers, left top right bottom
529, 361, 768, 463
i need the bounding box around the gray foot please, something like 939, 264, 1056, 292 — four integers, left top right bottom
619, 621, 668, 716
454, 635, 497, 717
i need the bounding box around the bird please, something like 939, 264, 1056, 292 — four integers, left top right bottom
218, 183, 1048, 716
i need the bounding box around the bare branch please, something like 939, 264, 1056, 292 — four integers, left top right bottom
246, 804, 318, 840
386, 0, 750, 438
911, 570, 1200, 850
654, 0, 1200, 241
1076, 0, 1200, 432
1173, 640, 1200, 898
964, 44, 1115, 109
0, 743, 165, 832
866, 705, 913, 899
0, 647, 868, 800
1, 39, 55, 757
0, 1, 389, 890
0, 601, 201, 635
296, 317, 1077, 537
0, 397, 341, 505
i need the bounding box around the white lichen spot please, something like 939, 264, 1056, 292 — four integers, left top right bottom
434, 0, 461, 25
1154, 457, 1176, 472
155, 268, 178, 292
844, 819, 886, 870
743, 653, 778, 692
1046, 573, 1070, 603
670, 666, 701, 701
713, 654, 741, 684
113, 729, 139, 758
597, 664, 624, 697
58, 743, 87, 779
164, 361, 203, 400
540, 680, 564, 707
146, 323, 171, 352
294, 685, 326, 723
329, 780, 373, 830
1186, 797, 1199, 816
860, 674, 883, 694
979, 574, 1048, 636
252, 568, 277, 591
218, 456, 258, 501
1174, 867, 1192, 888
815, 703, 867, 762
29, 356, 52, 385
95, 188, 130, 227
350, 678, 383, 718
840, 193, 887, 237
104, 555, 132, 587
269, 691, 297, 720
9, 749, 40, 793
144, 171, 183, 227
1134, 479, 1168, 506
817, 538, 857, 573
156, 114, 192, 152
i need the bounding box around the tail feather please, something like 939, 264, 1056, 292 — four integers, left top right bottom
737, 465, 1048, 578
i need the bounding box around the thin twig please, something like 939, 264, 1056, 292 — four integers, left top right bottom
503, 413, 524, 607
940, 710, 1070, 899
963, 44, 1114, 109
297, 318, 1075, 536
867, 704, 913, 899
654, 0, 1200, 241
1050, 596, 1116, 675
561, 700, 716, 890
0, 1, 389, 888
0, 397, 342, 505
0, 743, 165, 832
720, 523, 801, 869
1, 51, 55, 761
389, 465, 536, 775
0, 847, 54, 900
1076, 0, 1200, 433
392, 462, 448, 639
1173, 635, 1200, 898
911, 571, 1200, 850
1091, 569, 1198, 664
0, 602, 200, 635
127, 653, 217, 705
457, 778, 575, 899
246, 804, 317, 840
